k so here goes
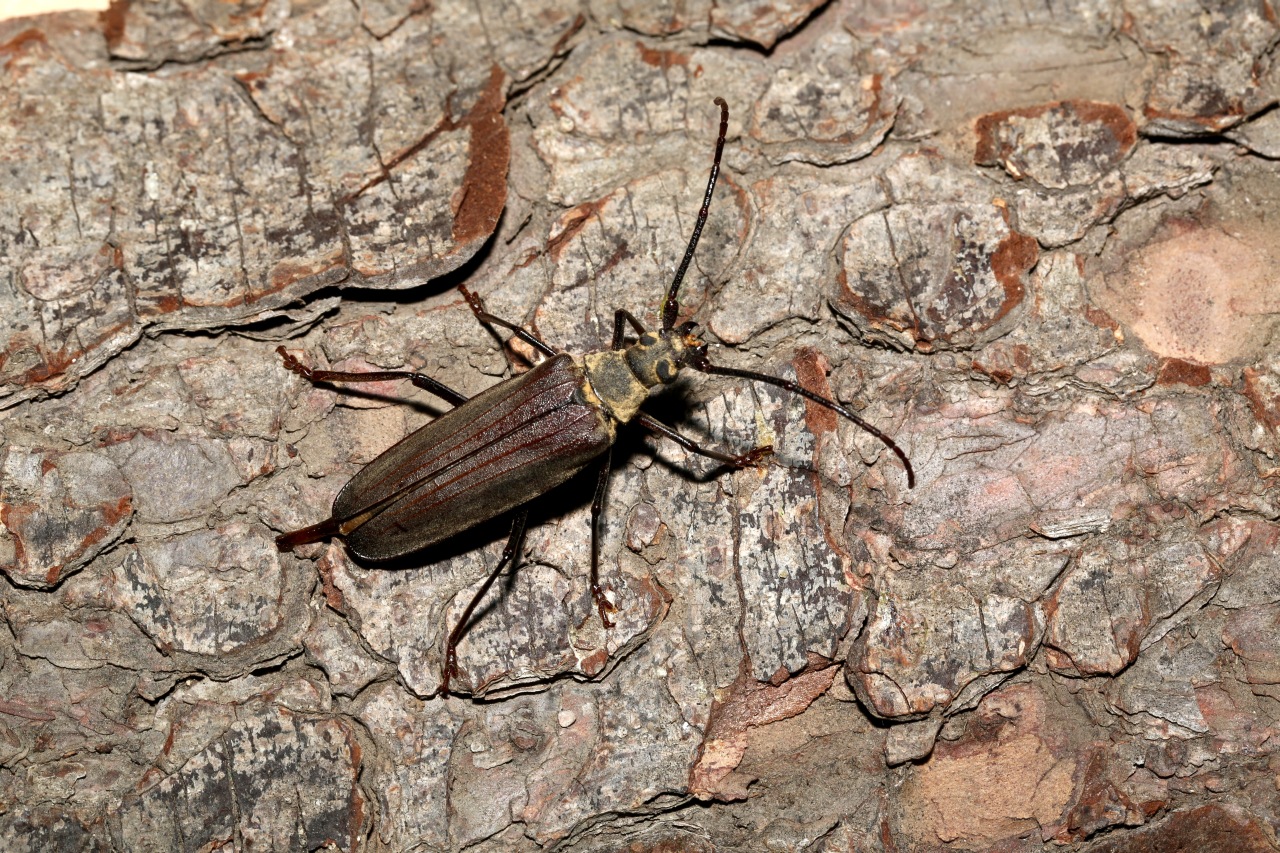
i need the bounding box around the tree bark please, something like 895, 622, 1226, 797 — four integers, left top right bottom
1, 0, 1278, 850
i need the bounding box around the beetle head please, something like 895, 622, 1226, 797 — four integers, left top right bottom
624, 322, 704, 387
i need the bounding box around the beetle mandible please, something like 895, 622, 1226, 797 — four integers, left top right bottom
275, 98, 915, 696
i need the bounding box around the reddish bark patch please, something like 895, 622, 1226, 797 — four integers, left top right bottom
267, 247, 350, 295
971, 342, 1033, 385
1142, 85, 1246, 134
99, 0, 130, 47
1084, 304, 1120, 332
689, 659, 837, 800
452, 65, 510, 246
835, 178, 1037, 350
987, 226, 1037, 322
636, 42, 689, 68
975, 101, 1136, 187
1090, 219, 1279, 364
1, 27, 49, 59
1243, 366, 1280, 431
1059, 750, 1146, 841
578, 647, 609, 677
1156, 358, 1211, 387
316, 547, 349, 614
545, 198, 608, 263
898, 684, 1083, 847
1089, 804, 1278, 853
792, 348, 839, 437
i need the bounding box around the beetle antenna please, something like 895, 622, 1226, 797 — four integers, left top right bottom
689, 354, 916, 488
662, 97, 730, 333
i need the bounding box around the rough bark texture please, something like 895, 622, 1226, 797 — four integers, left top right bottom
2, 0, 1278, 851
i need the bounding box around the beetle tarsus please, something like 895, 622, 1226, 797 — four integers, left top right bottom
461, 283, 558, 359
732, 445, 773, 468
592, 584, 618, 629
440, 648, 460, 697
277, 345, 313, 380
438, 510, 530, 697
458, 283, 486, 316
588, 451, 623, 630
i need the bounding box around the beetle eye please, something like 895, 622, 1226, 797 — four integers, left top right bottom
656, 358, 677, 383
640, 332, 659, 347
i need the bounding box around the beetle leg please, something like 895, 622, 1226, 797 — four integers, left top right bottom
459, 285, 558, 359
636, 412, 773, 468
688, 355, 915, 488
276, 346, 469, 408
589, 448, 619, 629
440, 508, 530, 697
612, 309, 647, 349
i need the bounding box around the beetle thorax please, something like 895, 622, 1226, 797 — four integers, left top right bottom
579, 330, 692, 424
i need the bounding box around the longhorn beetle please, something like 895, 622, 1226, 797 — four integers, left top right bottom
275, 98, 915, 696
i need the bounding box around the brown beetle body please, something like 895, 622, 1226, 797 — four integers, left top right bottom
275, 98, 913, 695
278, 327, 704, 561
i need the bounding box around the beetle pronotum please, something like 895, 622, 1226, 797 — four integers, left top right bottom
276, 98, 914, 695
